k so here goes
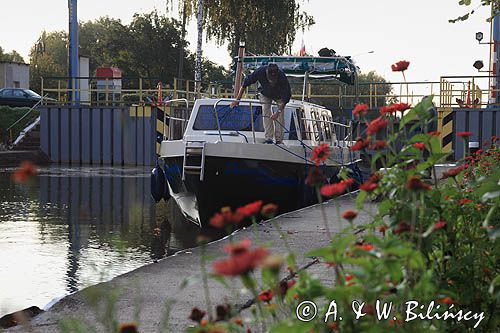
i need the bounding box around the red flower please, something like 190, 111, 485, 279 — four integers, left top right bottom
393, 222, 411, 235
213, 240, 269, 276
352, 103, 369, 116
395, 103, 411, 112
389, 319, 403, 326
428, 131, 441, 137
442, 165, 466, 178
458, 198, 473, 205
351, 138, 369, 151
320, 183, 346, 197
188, 307, 206, 323
320, 178, 353, 197
367, 116, 388, 135
360, 181, 378, 192
343, 178, 355, 186
356, 243, 374, 251
209, 207, 244, 228
311, 143, 331, 166
261, 203, 278, 218
380, 105, 397, 115
369, 140, 386, 150
258, 290, 273, 302
223, 239, 252, 255
457, 131, 473, 138
438, 297, 455, 305
342, 210, 358, 221
12, 161, 38, 183
413, 142, 425, 150
406, 175, 432, 191
345, 274, 354, 282
236, 200, 263, 218
378, 224, 388, 235
433, 220, 447, 231
210, 212, 227, 228
391, 60, 410, 72
369, 172, 383, 183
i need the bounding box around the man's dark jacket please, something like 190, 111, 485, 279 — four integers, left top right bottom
242, 65, 292, 104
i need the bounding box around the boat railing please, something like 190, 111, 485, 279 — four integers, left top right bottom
299, 117, 353, 147
162, 98, 190, 140
213, 98, 353, 147
213, 98, 280, 143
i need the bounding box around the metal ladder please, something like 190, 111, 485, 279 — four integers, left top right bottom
182, 141, 206, 181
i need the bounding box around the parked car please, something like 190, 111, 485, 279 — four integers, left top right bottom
0, 88, 56, 107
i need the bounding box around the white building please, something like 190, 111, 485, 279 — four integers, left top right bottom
0, 61, 30, 89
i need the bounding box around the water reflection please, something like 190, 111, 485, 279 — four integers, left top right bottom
0, 167, 203, 317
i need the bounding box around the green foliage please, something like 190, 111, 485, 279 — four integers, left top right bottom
0, 46, 25, 63
29, 11, 231, 93
29, 31, 69, 93
0, 106, 37, 143
449, 0, 500, 23
167, 0, 315, 57
186, 98, 499, 332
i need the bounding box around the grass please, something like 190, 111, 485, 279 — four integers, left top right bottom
0, 106, 39, 143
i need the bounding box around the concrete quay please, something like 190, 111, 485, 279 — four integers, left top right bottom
7, 195, 375, 332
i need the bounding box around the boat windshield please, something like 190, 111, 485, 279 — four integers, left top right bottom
193, 104, 264, 132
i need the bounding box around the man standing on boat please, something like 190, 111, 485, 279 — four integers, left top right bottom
230, 63, 292, 144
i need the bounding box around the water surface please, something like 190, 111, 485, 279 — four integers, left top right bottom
0, 167, 202, 317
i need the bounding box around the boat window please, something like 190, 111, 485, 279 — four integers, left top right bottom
193, 104, 264, 132
311, 110, 324, 141
288, 109, 298, 140
296, 108, 310, 140
322, 114, 331, 140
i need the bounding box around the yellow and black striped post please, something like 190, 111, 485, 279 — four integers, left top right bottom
155, 106, 169, 154
437, 107, 453, 153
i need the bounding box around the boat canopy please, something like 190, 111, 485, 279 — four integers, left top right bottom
236, 55, 358, 85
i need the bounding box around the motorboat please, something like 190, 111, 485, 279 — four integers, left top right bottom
152, 55, 363, 225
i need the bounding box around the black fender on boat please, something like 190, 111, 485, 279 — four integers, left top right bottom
151, 162, 166, 203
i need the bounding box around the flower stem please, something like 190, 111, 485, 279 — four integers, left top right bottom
200, 243, 213, 321
315, 186, 332, 238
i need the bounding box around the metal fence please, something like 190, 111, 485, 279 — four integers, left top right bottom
39, 74, 500, 111
40, 106, 156, 166
453, 107, 500, 160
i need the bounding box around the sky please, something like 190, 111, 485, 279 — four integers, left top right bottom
0, 0, 495, 85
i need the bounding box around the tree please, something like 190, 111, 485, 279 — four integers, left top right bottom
28, 11, 226, 93
0, 46, 25, 63
29, 31, 67, 93
166, 0, 314, 57
450, 0, 499, 23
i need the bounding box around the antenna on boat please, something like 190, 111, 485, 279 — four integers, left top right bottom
234, 41, 246, 97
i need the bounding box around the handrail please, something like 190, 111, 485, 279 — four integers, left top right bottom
5, 95, 47, 143
161, 98, 189, 140
214, 98, 280, 142
300, 117, 351, 128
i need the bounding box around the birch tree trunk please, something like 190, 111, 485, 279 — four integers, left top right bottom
195, 0, 203, 96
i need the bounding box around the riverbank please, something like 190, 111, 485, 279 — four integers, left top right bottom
7, 194, 375, 332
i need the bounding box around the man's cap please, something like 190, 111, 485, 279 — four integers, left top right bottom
266, 63, 279, 79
